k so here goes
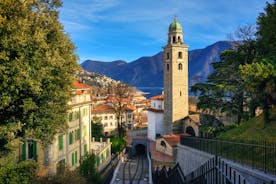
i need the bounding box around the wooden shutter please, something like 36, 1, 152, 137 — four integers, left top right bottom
22, 141, 26, 160
33, 141, 37, 161
69, 132, 73, 144
72, 152, 74, 166
58, 135, 63, 150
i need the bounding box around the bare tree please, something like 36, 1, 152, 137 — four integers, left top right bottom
107, 82, 133, 137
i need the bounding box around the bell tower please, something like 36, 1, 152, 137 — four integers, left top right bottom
163, 18, 189, 134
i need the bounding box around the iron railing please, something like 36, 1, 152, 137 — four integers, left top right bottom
185, 156, 249, 184
180, 136, 276, 174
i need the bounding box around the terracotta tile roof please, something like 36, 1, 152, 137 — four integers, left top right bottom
151, 94, 164, 101
124, 104, 136, 111
147, 108, 164, 113
73, 80, 90, 89
161, 133, 189, 147
91, 104, 114, 114
184, 114, 200, 124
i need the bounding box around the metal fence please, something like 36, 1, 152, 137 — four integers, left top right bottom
184, 156, 249, 184
180, 136, 276, 174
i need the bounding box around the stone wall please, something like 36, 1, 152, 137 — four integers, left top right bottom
176, 144, 213, 175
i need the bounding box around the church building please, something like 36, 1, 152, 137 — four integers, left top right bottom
163, 18, 189, 134
147, 18, 191, 140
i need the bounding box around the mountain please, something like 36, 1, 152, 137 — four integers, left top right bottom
81, 41, 237, 88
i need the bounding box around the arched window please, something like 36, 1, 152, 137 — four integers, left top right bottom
178, 36, 181, 43
167, 63, 169, 71
180, 91, 182, 96
178, 52, 183, 59
173, 36, 176, 43
166, 52, 170, 59
161, 140, 167, 148
178, 63, 182, 70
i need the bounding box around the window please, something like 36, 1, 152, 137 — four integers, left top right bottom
101, 153, 104, 162
68, 112, 73, 122
75, 151, 78, 164
72, 152, 75, 166
178, 52, 182, 59
106, 149, 109, 157
77, 129, 80, 140
104, 123, 108, 127
74, 130, 77, 141
69, 132, 73, 145
109, 116, 113, 119
178, 63, 183, 70
180, 91, 182, 96
74, 129, 80, 141
84, 144, 88, 155
166, 52, 169, 59
110, 122, 113, 126
178, 36, 181, 43
167, 64, 169, 71
161, 140, 167, 148
173, 36, 176, 43
58, 135, 63, 151
104, 116, 108, 120
97, 156, 100, 166
22, 140, 37, 161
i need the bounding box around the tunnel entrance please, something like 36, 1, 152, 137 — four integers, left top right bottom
135, 144, 146, 155
186, 126, 196, 137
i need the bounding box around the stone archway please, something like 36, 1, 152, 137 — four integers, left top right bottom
186, 126, 196, 136
183, 118, 199, 137
131, 138, 147, 156
135, 144, 146, 155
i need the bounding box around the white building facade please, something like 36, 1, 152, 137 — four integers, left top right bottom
147, 94, 165, 141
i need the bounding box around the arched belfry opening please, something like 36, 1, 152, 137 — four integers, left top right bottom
186, 126, 196, 137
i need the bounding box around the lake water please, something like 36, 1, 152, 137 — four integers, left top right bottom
136, 87, 163, 99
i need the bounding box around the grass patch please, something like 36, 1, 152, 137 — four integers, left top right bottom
217, 107, 276, 142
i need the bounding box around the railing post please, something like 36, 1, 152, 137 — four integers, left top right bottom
215, 155, 218, 184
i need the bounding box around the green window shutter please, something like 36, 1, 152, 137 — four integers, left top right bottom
69, 112, 73, 122
33, 141, 37, 161
97, 156, 100, 166
72, 152, 75, 166
84, 144, 87, 155
69, 132, 73, 145
58, 135, 63, 150
106, 149, 109, 157
22, 141, 26, 160
77, 129, 80, 140
75, 151, 78, 164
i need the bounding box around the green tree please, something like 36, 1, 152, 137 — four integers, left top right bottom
240, 58, 276, 124
79, 154, 102, 184
191, 48, 254, 124
257, 0, 276, 58
91, 116, 104, 138
0, 0, 79, 151
0, 160, 37, 184
239, 0, 276, 124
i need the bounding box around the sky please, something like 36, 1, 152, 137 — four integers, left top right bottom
59, 0, 272, 63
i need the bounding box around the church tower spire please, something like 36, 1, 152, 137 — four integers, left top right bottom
163, 18, 189, 134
